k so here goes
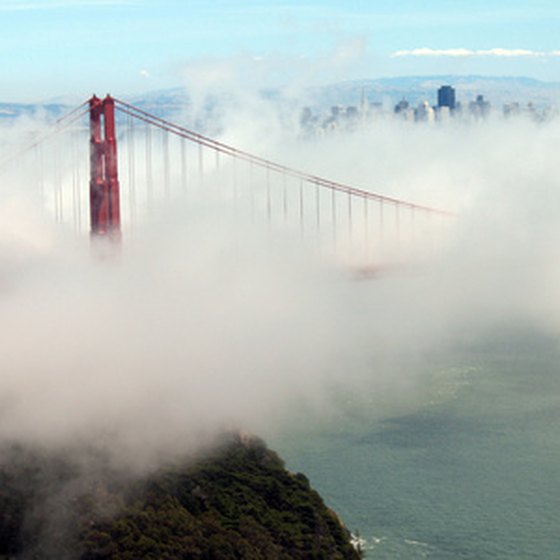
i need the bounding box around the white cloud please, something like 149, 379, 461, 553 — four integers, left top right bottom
393, 48, 474, 58
392, 47, 555, 58
478, 48, 543, 57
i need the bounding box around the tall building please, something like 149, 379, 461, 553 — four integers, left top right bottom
469, 94, 491, 118
394, 98, 410, 115
415, 100, 435, 122
437, 85, 456, 110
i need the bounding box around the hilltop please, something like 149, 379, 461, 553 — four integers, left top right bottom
0, 434, 360, 559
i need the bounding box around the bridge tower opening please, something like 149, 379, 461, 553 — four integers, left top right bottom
89, 95, 121, 239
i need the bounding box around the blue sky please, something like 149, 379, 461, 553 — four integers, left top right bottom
2, 0, 560, 101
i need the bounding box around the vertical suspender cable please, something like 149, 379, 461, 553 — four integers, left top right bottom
282, 173, 287, 223
249, 161, 254, 222
348, 191, 353, 244
379, 200, 384, 242
34, 144, 45, 217
75, 127, 82, 233
181, 136, 187, 193
198, 142, 203, 186
299, 178, 304, 238
71, 127, 79, 233
54, 140, 62, 223
364, 196, 369, 263
163, 129, 170, 201
331, 187, 337, 250
266, 164, 271, 225
395, 202, 401, 250
145, 122, 153, 209
315, 181, 320, 240
232, 155, 238, 218
128, 112, 136, 227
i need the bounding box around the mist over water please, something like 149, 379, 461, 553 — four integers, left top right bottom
1, 86, 560, 557
1, 95, 560, 455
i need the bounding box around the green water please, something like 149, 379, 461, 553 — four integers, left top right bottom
273, 328, 560, 559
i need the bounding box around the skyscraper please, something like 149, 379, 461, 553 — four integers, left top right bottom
437, 85, 456, 110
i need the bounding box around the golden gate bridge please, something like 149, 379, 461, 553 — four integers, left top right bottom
0, 95, 455, 271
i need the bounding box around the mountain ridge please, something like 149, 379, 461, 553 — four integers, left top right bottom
2, 75, 559, 121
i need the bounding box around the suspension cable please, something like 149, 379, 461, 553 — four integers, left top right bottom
0, 104, 90, 170
112, 98, 455, 217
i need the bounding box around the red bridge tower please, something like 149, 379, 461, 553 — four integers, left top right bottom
89, 95, 121, 238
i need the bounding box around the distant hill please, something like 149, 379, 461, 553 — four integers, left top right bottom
124, 75, 560, 119
3, 75, 559, 124
308, 75, 560, 110
0, 102, 69, 121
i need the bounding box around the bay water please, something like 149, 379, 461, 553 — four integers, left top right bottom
273, 327, 560, 559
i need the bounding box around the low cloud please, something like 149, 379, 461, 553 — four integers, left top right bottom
1, 72, 560, 474
392, 47, 555, 58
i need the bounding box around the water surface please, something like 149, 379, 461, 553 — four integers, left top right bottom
273, 327, 560, 559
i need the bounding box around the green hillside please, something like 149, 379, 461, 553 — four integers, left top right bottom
0, 434, 360, 559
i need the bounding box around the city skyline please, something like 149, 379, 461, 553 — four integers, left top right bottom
2, 0, 560, 102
